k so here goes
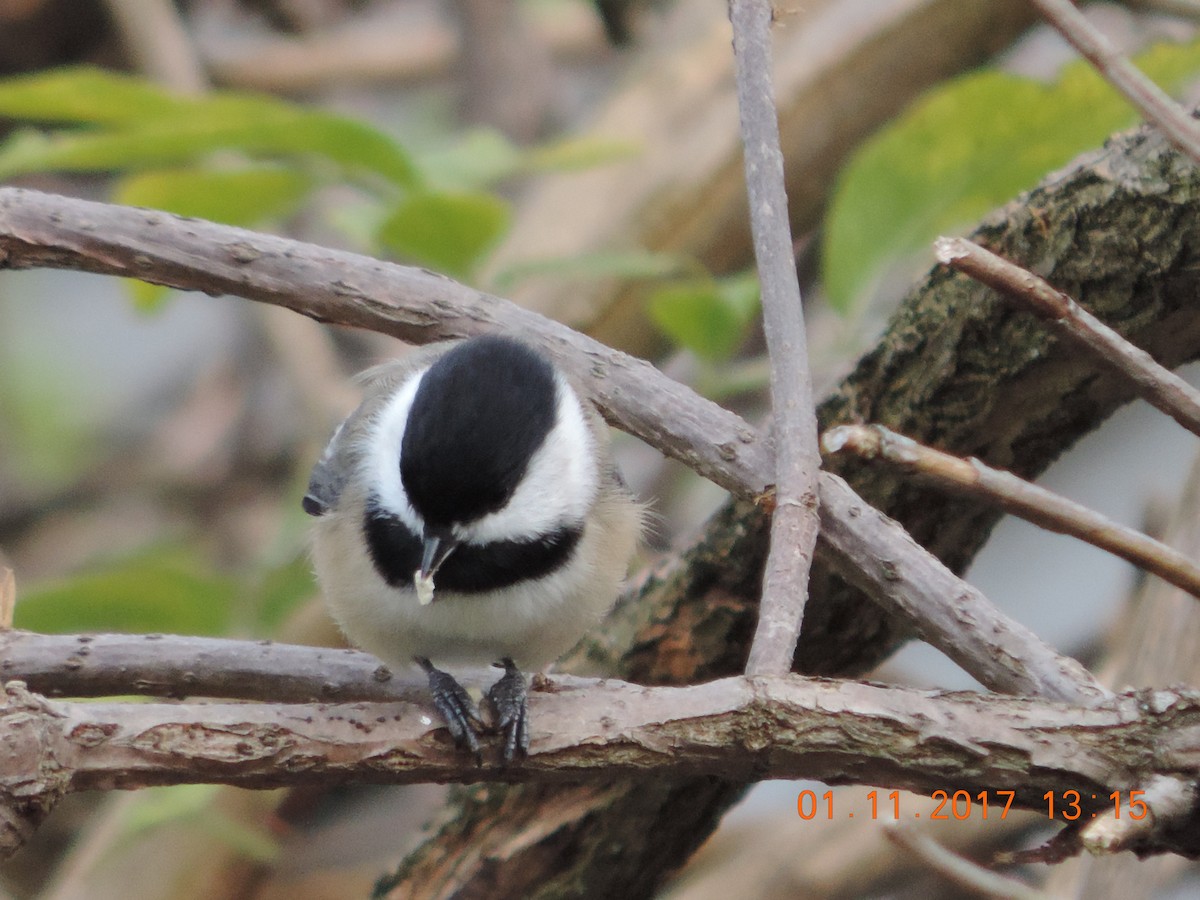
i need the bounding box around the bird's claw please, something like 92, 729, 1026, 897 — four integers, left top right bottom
486, 657, 530, 763
417, 657, 484, 764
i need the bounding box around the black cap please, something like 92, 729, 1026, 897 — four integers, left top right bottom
400, 336, 557, 528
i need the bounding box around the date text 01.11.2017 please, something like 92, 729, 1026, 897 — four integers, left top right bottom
796, 789, 1149, 821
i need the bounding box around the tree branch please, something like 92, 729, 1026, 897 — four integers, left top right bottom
5, 675, 1200, 858
935, 236, 1200, 440
0, 606, 1105, 715
0, 631, 420, 703
814, 476, 1105, 704
729, 0, 822, 676
1030, 0, 1200, 165
823, 424, 1200, 602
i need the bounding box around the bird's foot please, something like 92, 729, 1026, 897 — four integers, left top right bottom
416, 656, 483, 764
486, 658, 529, 763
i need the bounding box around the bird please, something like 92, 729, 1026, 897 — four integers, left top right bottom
302, 334, 643, 761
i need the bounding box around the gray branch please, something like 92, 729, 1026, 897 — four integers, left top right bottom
4, 675, 1200, 859
728, 0, 823, 677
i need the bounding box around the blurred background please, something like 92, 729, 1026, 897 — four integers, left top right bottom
3, 0, 1200, 897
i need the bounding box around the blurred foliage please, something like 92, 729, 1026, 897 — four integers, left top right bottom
13, 542, 315, 637
377, 190, 510, 278
494, 248, 762, 368
118, 785, 279, 862
491, 247, 701, 292
0, 351, 97, 487
823, 37, 1200, 312
647, 270, 760, 362
0, 66, 635, 285
417, 127, 639, 191
13, 544, 239, 635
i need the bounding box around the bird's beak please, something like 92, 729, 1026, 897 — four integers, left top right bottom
413, 532, 459, 606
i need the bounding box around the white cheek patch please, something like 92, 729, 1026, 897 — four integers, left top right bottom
364, 367, 428, 535
465, 376, 599, 543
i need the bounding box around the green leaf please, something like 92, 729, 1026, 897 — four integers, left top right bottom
0, 67, 419, 188
120, 785, 225, 839
376, 190, 510, 276
492, 249, 702, 293
14, 545, 236, 635
823, 39, 1200, 311
0, 66, 186, 125
418, 129, 523, 190
114, 166, 313, 224
417, 129, 639, 192
648, 271, 760, 360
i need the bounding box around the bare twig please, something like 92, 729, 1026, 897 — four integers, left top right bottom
823, 424, 1200, 602
1029, 0, 1200, 165
815, 475, 1107, 704
1081, 774, 1197, 854
0, 570, 13, 630
0, 631, 420, 703
0, 189, 1102, 703
936, 237, 1200, 439
885, 827, 1052, 900
729, 0, 822, 677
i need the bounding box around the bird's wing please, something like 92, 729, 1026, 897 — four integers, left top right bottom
302, 343, 457, 517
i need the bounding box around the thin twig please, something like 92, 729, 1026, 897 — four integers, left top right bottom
823, 424, 1200, 601
884, 827, 1053, 900
728, 0, 822, 677
815, 475, 1107, 704
0, 570, 13, 631
1081, 774, 1197, 854
936, 236, 1200, 439
0, 631, 421, 703
1029, 0, 1200, 165
0, 189, 1104, 704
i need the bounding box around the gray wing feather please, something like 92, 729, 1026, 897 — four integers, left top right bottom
302, 421, 348, 516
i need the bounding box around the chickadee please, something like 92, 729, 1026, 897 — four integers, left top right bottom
303, 335, 643, 761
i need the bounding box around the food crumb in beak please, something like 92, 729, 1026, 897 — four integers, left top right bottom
414, 571, 436, 605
